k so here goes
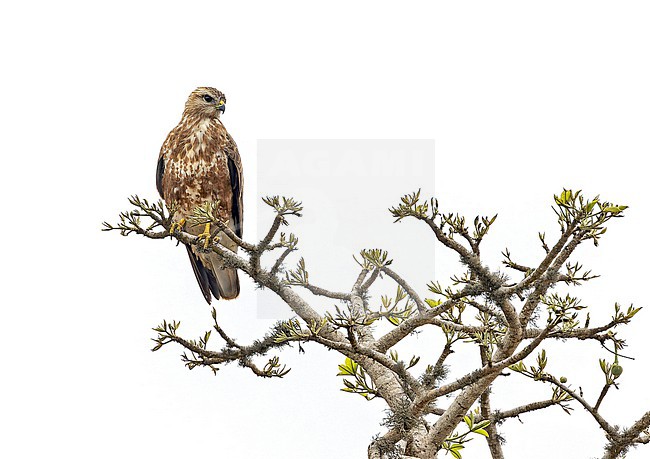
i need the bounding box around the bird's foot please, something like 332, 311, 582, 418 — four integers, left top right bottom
197, 222, 218, 251
170, 218, 186, 234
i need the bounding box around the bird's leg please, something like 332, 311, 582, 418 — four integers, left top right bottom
170, 218, 186, 234
197, 222, 216, 250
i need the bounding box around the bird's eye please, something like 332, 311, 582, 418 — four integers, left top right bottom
202, 95, 214, 103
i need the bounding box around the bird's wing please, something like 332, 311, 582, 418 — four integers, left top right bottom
185, 246, 220, 304
157, 129, 176, 200
156, 155, 165, 198
223, 131, 243, 238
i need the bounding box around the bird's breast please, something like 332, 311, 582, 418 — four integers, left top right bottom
161, 119, 231, 217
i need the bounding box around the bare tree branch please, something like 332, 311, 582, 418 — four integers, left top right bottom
104, 189, 642, 459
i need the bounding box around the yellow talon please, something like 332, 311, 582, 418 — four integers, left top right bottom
198, 222, 212, 250
170, 218, 186, 234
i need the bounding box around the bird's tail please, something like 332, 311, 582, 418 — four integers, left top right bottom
213, 266, 240, 300
209, 232, 240, 300
186, 247, 240, 303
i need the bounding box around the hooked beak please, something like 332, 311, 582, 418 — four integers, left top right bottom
217, 101, 226, 113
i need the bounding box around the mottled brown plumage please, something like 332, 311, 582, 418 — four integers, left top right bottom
157, 87, 243, 303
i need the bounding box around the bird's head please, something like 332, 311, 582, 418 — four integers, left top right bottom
183, 87, 227, 119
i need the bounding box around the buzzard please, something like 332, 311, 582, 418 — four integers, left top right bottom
156, 87, 243, 303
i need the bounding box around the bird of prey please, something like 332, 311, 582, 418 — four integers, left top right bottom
156, 87, 243, 303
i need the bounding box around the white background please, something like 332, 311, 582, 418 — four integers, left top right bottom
1, 1, 649, 458
256, 139, 435, 319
